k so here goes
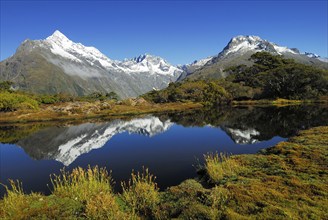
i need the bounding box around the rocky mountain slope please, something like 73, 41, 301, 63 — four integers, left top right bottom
182, 35, 328, 80
1, 32, 326, 96
0, 31, 182, 98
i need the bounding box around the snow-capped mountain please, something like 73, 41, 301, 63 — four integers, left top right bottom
177, 56, 214, 79
1, 31, 327, 95
305, 52, 320, 58
121, 54, 181, 75
17, 116, 173, 166
184, 35, 328, 80
44, 31, 182, 76
0, 30, 182, 98
220, 35, 297, 56
45, 30, 116, 67
304, 52, 328, 63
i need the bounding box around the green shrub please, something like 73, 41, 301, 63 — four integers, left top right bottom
80, 91, 120, 102
203, 82, 232, 106
143, 80, 233, 105
37, 94, 59, 104
54, 93, 76, 102
0, 91, 39, 111
227, 52, 328, 100
0, 81, 13, 91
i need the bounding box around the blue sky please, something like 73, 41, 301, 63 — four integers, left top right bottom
1, 1, 327, 65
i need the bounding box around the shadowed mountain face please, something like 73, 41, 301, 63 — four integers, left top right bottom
1, 32, 327, 97
1, 105, 327, 166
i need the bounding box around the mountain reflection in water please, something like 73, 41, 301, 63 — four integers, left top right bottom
16, 117, 173, 166
0, 105, 327, 196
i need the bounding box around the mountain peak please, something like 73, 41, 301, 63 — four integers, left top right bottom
47, 30, 69, 41
231, 35, 263, 43
133, 54, 150, 63
133, 54, 165, 63
305, 52, 320, 58
222, 35, 297, 56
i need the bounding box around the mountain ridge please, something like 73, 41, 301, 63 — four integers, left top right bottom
1, 31, 327, 97
182, 35, 328, 80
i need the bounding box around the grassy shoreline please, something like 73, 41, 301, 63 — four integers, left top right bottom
1, 98, 326, 125
0, 101, 203, 124
1, 126, 327, 219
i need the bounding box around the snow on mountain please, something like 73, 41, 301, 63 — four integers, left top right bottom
53, 116, 173, 166
42, 30, 181, 77
273, 44, 297, 55
189, 56, 214, 68
317, 57, 328, 63
304, 52, 328, 62
222, 35, 297, 56
177, 56, 214, 77
304, 52, 320, 58
0, 30, 184, 97
119, 54, 183, 76
44, 30, 116, 68
182, 34, 328, 80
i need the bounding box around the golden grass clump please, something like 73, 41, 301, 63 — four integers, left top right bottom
85, 193, 131, 219
0, 180, 51, 219
121, 167, 160, 216
1, 180, 28, 218
208, 186, 230, 219
204, 152, 241, 183
50, 165, 112, 201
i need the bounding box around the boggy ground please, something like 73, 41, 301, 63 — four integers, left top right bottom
1, 126, 327, 219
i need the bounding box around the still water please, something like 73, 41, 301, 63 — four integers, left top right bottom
0, 105, 327, 197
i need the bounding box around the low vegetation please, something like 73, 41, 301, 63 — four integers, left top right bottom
143, 52, 328, 105
1, 126, 327, 219
203, 152, 241, 184
0, 80, 120, 111
0, 91, 39, 112
0, 80, 202, 123
0, 99, 201, 124
121, 168, 160, 217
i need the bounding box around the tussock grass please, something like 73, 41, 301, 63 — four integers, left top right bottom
208, 186, 230, 219
0, 180, 83, 219
50, 165, 112, 201
121, 167, 160, 217
85, 193, 130, 219
0, 180, 29, 218
204, 152, 241, 183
